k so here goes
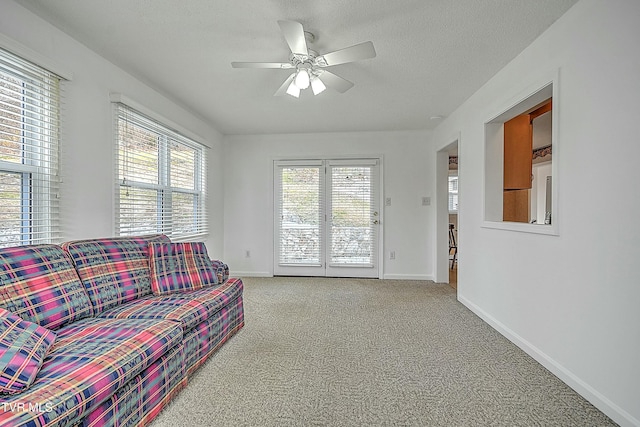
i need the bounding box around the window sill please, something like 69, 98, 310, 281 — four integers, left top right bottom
482, 220, 558, 236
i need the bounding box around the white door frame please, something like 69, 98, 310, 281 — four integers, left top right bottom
273, 157, 382, 278
325, 159, 380, 278
273, 160, 326, 276
435, 135, 460, 284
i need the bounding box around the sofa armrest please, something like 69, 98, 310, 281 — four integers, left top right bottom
210, 259, 229, 284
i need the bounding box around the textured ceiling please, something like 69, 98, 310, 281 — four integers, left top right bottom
14, 0, 577, 135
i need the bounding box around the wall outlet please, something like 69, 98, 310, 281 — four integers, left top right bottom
385, 197, 392, 206
245, 250, 250, 258
422, 196, 431, 206
389, 251, 396, 260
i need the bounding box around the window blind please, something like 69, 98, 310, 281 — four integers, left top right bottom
328, 160, 378, 266
276, 161, 323, 265
448, 175, 458, 212
114, 103, 207, 240
0, 48, 61, 247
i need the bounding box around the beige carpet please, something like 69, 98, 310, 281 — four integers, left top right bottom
151, 277, 615, 426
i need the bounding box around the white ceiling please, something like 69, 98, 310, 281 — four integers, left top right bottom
14, 0, 577, 135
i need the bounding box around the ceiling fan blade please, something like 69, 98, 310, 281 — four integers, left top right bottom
232, 62, 293, 69
274, 73, 296, 96
278, 20, 308, 55
317, 71, 354, 93
318, 41, 376, 66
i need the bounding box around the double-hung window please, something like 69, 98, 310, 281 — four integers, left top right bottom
0, 48, 61, 248
114, 103, 207, 240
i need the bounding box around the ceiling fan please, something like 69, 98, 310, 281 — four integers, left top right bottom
231, 20, 376, 97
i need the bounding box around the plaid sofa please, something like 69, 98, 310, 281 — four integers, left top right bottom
0, 235, 244, 427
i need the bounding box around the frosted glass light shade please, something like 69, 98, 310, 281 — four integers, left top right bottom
286, 81, 300, 97
294, 69, 310, 89
311, 77, 326, 95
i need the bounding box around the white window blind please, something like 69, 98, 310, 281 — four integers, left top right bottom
0, 47, 61, 248
448, 175, 459, 213
328, 162, 377, 266
276, 161, 323, 265
114, 103, 207, 240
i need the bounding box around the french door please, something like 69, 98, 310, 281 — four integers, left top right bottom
274, 159, 380, 278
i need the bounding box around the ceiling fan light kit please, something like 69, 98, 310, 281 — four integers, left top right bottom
286, 79, 301, 98
294, 68, 310, 89
232, 20, 376, 98
311, 76, 326, 95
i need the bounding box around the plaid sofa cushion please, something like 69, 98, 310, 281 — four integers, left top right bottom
98, 297, 210, 332
0, 244, 93, 330
183, 295, 244, 377
62, 234, 170, 314
0, 317, 182, 427
82, 344, 186, 427
149, 277, 243, 320
0, 308, 57, 395
82, 373, 144, 427
149, 242, 218, 296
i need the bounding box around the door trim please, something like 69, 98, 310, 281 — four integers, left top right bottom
273, 156, 383, 278
435, 135, 460, 284
325, 159, 380, 278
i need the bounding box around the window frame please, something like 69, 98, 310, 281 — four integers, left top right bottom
482, 70, 559, 236
113, 101, 207, 240
448, 172, 459, 214
0, 46, 62, 248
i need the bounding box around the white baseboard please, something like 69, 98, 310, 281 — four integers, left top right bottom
234, 272, 435, 281
458, 294, 639, 427
232, 271, 273, 278
382, 274, 434, 281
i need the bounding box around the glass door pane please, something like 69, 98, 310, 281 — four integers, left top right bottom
275, 163, 325, 276
330, 166, 373, 265
326, 161, 379, 278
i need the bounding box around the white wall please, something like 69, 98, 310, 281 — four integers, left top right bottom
432, 0, 640, 425
5, 0, 638, 423
223, 131, 433, 279
1, 1, 226, 257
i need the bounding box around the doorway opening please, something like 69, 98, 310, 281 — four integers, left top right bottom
436, 138, 459, 288
447, 145, 459, 289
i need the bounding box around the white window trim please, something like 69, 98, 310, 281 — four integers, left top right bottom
482, 68, 559, 236
0, 47, 63, 247
109, 94, 208, 148
0, 33, 73, 81
113, 100, 208, 240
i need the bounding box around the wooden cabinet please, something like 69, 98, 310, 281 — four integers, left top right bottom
503, 114, 532, 190
503, 189, 530, 222
503, 114, 532, 222
502, 99, 551, 223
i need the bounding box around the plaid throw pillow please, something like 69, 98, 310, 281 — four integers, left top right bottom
0, 308, 56, 395
62, 234, 170, 314
149, 242, 218, 296
0, 244, 93, 330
